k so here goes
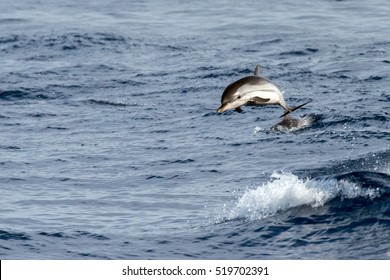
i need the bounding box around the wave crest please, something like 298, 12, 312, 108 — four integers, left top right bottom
228, 172, 384, 221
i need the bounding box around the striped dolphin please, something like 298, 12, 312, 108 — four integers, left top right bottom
217, 65, 311, 117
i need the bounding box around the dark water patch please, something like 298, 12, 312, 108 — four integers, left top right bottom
46, 84, 82, 92
0, 230, 31, 241
197, 72, 227, 79
96, 32, 127, 43
256, 224, 292, 239
203, 111, 219, 117
181, 86, 208, 94
321, 218, 383, 236
321, 70, 353, 80
0, 245, 11, 251
150, 129, 170, 134
45, 126, 68, 130
280, 48, 318, 56
78, 252, 111, 259
364, 76, 383, 81
168, 174, 188, 180
1, 177, 26, 182
41, 33, 126, 50
145, 146, 168, 150
162, 45, 192, 52
239, 238, 261, 247
0, 32, 131, 54
29, 113, 57, 118
359, 114, 388, 123
0, 89, 50, 101
328, 173, 388, 210
194, 233, 219, 242
334, 73, 350, 79
201, 169, 221, 173
112, 78, 146, 86
60, 177, 71, 182
0, 35, 22, 44
306, 48, 319, 53
234, 67, 253, 75
160, 159, 195, 165
0, 18, 29, 24
38, 232, 73, 239
331, 171, 390, 192
287, 216, 319, 225
0, 145, 21, 150
196, 66, 219, 72
379, 93, 390, 102
228, 141, 261, 147
146, 175, 165, 180
126, 92, 146, 97
92, 64, 116, 71
74, 231, 110, 241
34, 70, 60, 76
313, 113, 355, 129
1, 123, 22, 128
304, 150, 390, 178
233, 48, 259, 53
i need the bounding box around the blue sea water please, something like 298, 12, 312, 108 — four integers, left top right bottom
0, 0, 390, 259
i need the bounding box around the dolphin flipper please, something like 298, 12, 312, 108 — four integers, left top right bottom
251, 97, 270, 104
235, 107, 243, 113
280, 99, 312, 118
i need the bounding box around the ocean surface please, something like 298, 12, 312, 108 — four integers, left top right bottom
1, 0, 390, 259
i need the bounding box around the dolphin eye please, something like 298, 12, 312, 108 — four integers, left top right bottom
237, 95, 241, 99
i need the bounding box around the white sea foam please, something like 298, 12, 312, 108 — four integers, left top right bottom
253, 126, 265, 134
228, 172, 381, 220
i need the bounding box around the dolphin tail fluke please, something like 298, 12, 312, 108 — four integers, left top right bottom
280, 99, 312, 118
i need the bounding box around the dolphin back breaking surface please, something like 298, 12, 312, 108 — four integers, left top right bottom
270, 115, 316, 132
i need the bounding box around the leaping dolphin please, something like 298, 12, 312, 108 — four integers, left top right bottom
217, 65, 311, 117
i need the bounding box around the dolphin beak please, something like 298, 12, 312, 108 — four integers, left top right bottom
217, 104, 226, 113
217, 100, 246, 113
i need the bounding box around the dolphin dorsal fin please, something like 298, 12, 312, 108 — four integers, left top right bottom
254, 65, 260, 76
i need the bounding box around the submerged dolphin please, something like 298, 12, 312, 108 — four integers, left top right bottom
217, 65, 311, 117
271, 115, 316, 132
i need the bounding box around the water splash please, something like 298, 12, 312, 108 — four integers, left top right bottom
227, 172, 382, 221
253, 126, 265, 133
